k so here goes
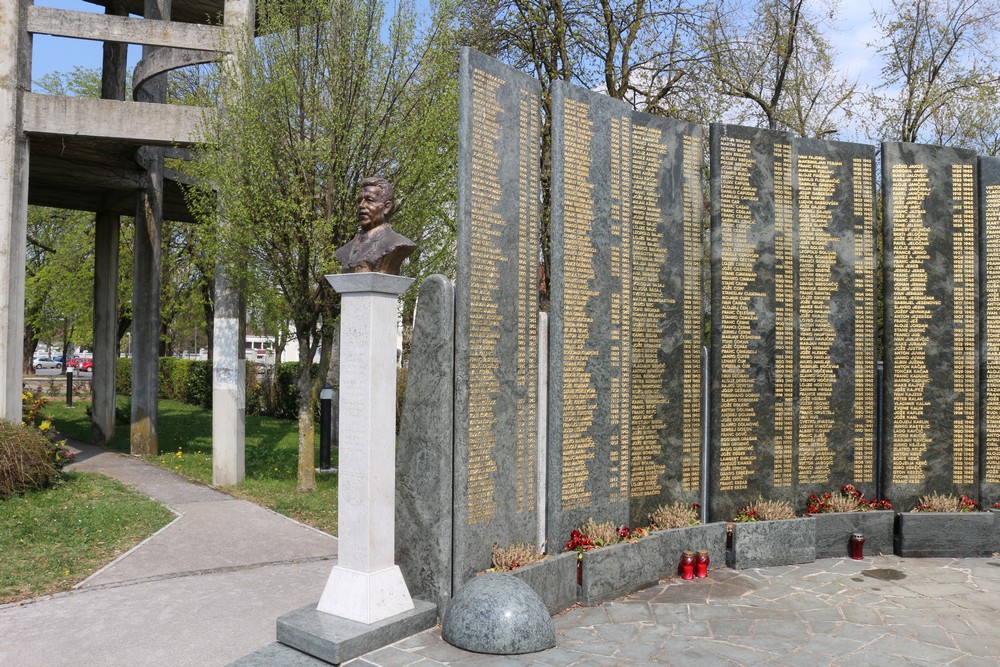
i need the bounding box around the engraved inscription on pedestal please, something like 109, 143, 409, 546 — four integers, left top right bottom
548, 82, 704, 548
454, 48, 540, 588
883, 142, 978, 511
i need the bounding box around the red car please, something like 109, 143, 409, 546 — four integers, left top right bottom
79, 359, 94, 372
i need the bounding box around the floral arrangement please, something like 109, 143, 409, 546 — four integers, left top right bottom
565, 517, 649, 555
648, 501, 701, 530
806, 484, 892, 514
913, 491, 978, 512
490, 542, 545, 571
733, 496, 795, 522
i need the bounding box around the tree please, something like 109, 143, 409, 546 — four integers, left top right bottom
867, 0, 1000, 144
700, 0, 856, 137
189, 0, 458, 491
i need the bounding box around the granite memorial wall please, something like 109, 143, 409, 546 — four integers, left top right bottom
709, 124, 878, 521
547, 81, 705, 547
882, 142, 979, 511
428, 50, 1000, 606
980, 155, 1000, 505
453, 48, 542, 587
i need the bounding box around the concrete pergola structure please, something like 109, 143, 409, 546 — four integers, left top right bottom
1, 0, 252, 485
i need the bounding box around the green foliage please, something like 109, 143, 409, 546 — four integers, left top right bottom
0, 419, 61, 498
116, 358, 132, 396
0, 471, 173, 603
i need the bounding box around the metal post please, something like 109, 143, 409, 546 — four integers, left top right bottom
66, 368, 73, 407
319, 384, 334, 472
700, 346, 710, 524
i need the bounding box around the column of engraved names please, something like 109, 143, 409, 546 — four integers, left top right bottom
681, 135, 702, 489
515, 94, 539, 512
773, 141, 793, 487
796, 154, 839, 482
952, 163, 975, 484
466, 68, 504, 522
628, 123, 668, 498
560, 98, 598, 510
718, 136, 759, 490
853, 157, 875, 480
609, 115, 631, 502
986, 183, 1000, 482
891, 163, 932, 483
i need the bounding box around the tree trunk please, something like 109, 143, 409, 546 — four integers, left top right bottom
296, 345, 316, 492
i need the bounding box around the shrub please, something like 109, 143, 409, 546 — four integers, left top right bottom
734, 496, 796, 522
0, 419, 64, 497
913, 492, 978, 512
649, 501, 701, 530
117, 357, 132, 396
491, 542, 545, 571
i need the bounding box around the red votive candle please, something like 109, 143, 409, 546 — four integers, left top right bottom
680, 551, 695, 580
849, 532, 865, 560
696, 550, 709, 578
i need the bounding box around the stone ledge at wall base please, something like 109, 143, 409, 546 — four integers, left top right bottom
579, 523, 727, 606
507, 550, 579, 615
728, 517, 816, 570
894, 512, 997, 558
813, 510, 894, 559
275, 600, 437, 665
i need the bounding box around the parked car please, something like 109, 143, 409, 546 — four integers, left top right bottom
78, 358, 94, 372
33, 356, 62, 371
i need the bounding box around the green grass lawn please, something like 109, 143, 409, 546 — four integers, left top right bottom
43, 398, 339, 535
0, 472, 175, 604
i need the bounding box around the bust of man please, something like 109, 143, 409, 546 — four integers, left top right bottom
334, 177, 416, 275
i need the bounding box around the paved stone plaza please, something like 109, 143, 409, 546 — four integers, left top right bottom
347, 556, 1000, 666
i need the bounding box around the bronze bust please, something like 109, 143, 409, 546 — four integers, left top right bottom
335, 177, 416, 275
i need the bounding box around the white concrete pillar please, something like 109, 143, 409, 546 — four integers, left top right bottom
317, 273, 414, 625
0, 0, 30, 422
210, 0, 256, 485
130, 0, 171, 455
92, 3, 127, 445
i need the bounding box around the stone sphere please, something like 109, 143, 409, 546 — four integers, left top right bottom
442, 572, 555, 654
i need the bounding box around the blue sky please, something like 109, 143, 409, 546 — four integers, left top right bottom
31, 0, 887, 93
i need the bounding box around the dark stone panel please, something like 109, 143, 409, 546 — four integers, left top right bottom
792, 138, 879, 504
894, 512, 995, 557
547, 81, 705, 549
882, 142, 978, 512
979, 156, 1000, 506
396, 275, 455, 616
727, 517, 816, 569
453, 48, 542, 590
709, 123, 791, 521
709, 125, 878, 521
813, 510, 893, 559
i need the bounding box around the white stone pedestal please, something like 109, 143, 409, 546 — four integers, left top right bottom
317, 273, 414, 625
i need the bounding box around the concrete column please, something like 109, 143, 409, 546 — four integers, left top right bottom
210, 0, 256, 485
92, 1, 128, 445
0, 0, 31, 422
317, 273, 414, 625
130, 0, 171, 456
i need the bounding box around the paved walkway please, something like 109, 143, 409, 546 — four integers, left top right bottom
346, 555, 1000, 666
5, 444, 1000, 666
0, 441, 339, 667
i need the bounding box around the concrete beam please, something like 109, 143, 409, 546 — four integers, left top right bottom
22, 93, 213, 147
26, 6, 224, 52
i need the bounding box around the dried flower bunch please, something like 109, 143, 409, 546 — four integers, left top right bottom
565, 517, 649, 555
733, 496, 796, 522
490, 542, 545, 571
913, 491, 978, 512
807, 484, 892, 514
649, 501, 701, 530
